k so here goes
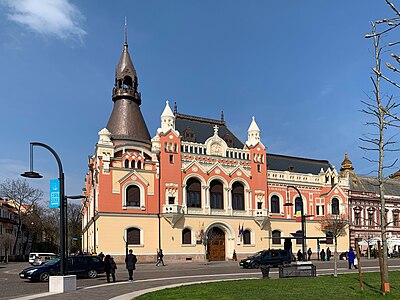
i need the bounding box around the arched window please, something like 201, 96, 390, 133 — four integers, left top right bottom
131, 160, 135, 168
126, 185, 140, 207
123, 75, 133, 88
182, 228, 192, 244
187, 178, 201, 208
210, 180, 224, 209
331, 198, 339, 215
270, 195, 280, 214
243, 230, 251, 245
127, 227, 140, 245
137, 160, 142, 169
272, 230, 281, 245
232, 182, 244, 210
124, 159, 129, 168
295, 230, 303, 245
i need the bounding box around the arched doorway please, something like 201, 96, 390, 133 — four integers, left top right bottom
207, 227, 225, 261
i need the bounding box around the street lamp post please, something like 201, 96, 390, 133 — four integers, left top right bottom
284, 185, 306, 260
21, 142, 67, 275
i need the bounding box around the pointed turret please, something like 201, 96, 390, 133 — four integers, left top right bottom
340, 152, 355, 177
106, 20, 151, 146
159, 100, 175, 133
246, 116, 261, 147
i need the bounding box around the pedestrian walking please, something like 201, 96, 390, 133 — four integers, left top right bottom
125, 249, 137, 281
326, 247, 332, 261
307, 248, 312, 261
320, 249, 326, 261
98, 252, 105, 261
105, 254, 117, 283
297, 249, 303, 261
348, 247, 355, 269
156, 249, 165, 266
354, 256, 358, 269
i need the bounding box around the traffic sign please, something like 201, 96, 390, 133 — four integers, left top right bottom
50, 179, 60, 208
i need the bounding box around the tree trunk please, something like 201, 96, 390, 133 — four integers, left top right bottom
12, 220, 22, 255
373, 23, 390, 294
334, 236, 338, 277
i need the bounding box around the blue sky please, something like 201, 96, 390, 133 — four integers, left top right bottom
0, 0, 399, 200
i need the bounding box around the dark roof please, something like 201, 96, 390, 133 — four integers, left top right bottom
175, 113, 244, 149
350, 175, 400, 196
267, 153, 332, 175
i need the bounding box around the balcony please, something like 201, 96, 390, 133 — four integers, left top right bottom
253, 209, 270, 230
162, 204, 184, 228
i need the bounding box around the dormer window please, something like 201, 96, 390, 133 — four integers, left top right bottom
224, 134, 233, 147
183, 128, 196, 142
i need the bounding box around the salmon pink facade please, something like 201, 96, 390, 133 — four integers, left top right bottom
81, 34, 349, 263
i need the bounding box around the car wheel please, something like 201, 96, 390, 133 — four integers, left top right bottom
87, 270, 98, 278
39, 272, 50, 282
252, 262, 260, 269
283, 260, 290, 266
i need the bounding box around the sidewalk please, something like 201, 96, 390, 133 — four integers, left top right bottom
11, 261, 261, 300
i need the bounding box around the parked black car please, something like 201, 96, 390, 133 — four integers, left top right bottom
19, 255, 105, 282
239, 249, 292, 269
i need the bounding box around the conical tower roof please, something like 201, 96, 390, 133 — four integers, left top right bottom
161, 100, 174, 118
248, 116, 260, 132
116, 43, 137, 84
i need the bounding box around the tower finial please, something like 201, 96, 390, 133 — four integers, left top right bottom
221, 111, 224, 122
174, 101, 177, 114
124, 17, 128, 46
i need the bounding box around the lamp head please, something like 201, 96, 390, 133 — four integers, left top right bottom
21, 171, 43, 179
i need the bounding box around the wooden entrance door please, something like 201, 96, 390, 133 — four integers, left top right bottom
207, 227, 225, 261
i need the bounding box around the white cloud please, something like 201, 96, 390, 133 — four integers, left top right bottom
1, 0, 86, 41
319, 84, 334, 96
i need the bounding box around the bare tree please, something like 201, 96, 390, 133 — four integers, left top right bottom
0, 179, 43, 256
317, 214, 348, 277
0, 234, 15, 263
363, 0, 400, 294
67, 203, 82, 254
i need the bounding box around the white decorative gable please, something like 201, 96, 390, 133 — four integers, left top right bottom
204, 126, 228, 157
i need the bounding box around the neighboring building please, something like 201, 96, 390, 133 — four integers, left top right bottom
342, 154, 400, 253
0, 199, 31, 260
82, 31, 349, 263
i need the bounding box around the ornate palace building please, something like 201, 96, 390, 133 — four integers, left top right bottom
341, 154, 400, 253
81, 32, 349, 263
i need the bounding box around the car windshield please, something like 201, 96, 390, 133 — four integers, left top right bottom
43, 258, 60, 266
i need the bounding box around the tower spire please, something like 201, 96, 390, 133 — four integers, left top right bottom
124, 16, 128, 46
106, 20, 151, 146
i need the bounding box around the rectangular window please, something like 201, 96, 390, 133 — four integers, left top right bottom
355, 212, 361, 225
394, 213, 399, 227
257, 202, 262, 209
169, 155, 174, 164
257, 164, 261, 173
168, 197, 175, 204
316, 205, 325, 216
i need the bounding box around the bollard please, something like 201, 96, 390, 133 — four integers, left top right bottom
260, 265, 270, 279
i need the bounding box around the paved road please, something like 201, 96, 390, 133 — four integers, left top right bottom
2, 259, 400, 300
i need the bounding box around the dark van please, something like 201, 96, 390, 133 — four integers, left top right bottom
239, 249, 292, 269
19, 255, 105, 282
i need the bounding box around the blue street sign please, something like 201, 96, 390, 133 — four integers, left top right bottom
50, 179, 60, 208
